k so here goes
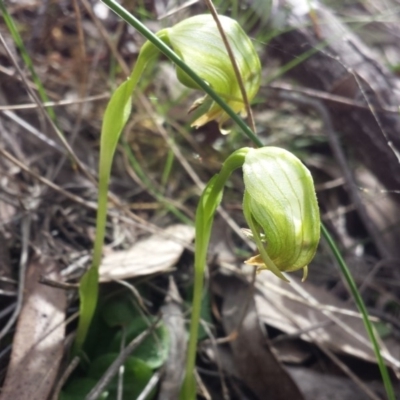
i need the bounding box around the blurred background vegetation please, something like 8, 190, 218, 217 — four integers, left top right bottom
0, 0, 400, 399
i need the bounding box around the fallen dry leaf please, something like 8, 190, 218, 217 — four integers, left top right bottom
99, 224, 194, 282
255, 272, 400, 372
158, 277, 187, 400
287, 367, 385, 400
0, 258, 66, 400
214, 272, 305, 400
355, 166, 400, 258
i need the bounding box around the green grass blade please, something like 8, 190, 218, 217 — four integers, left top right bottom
321, 224, 395, 400
161, 149, 174, 190
73, 267, 99, 354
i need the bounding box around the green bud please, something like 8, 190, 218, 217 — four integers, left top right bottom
159, 14, 261, 133
242, 147, 320, 281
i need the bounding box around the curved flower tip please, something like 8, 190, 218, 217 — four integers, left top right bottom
244, 254, 308, 281
163, 14, 261, 133
190, 98, 247, 135
242, 147, 320, 282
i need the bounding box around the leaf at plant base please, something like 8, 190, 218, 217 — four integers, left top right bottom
99, 224, 194, 281
110, 321, 169, 369
123, 357, 156, 399
102, 293, 142, 328
60, 377, 108, 400
74, 266, 99, 355
133, 322, 170, 369
88, 353, 154, 400
108, 315, 151, 353
83, 304, 116, 362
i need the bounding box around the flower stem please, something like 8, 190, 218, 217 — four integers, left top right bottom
321, 224, 395, 400
180, 148, 249, 399
73, 43, 157, 355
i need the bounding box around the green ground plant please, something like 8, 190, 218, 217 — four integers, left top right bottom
71, 2, 395, 399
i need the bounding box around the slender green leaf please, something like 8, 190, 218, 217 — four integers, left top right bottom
73, 267, 99, 354
74, 38, 158, 354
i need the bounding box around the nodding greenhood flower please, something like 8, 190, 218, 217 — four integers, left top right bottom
158, 14, 261, 133
242, 147, 320, 282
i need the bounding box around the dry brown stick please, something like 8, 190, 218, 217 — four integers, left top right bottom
319, 345, 382, 400
136, 371, 161, 400
85, 318, 161, 400
0, 146, 96, 211
267, 82, 399, 114
51, 355, 80, 400
0, 216, 30, 341
52, 0, 90, 181
214, 266, 257, 344
0, 93, 108, 111
0, 32, 96, 187
72, 0, 88, 92
79, 0, 130, 76
200, 319, 230, 400
0, 146, 194, 254
204, 0, 256, 133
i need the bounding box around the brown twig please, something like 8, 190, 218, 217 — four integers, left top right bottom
204, 0, 256, 134
79, 0, 130, 76
267, 82, 399, 114
0, 32, 96, 187
51, 355, 80, 400
0, 216, 30, 341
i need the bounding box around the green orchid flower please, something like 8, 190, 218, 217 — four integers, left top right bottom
242, 147, 320, 281
158, 14, 261, 133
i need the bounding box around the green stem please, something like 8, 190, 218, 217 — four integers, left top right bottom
73, 43, 156, 355
92, 56, 148, 267
321, 224, 395, 400
180, 148, 249, 399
